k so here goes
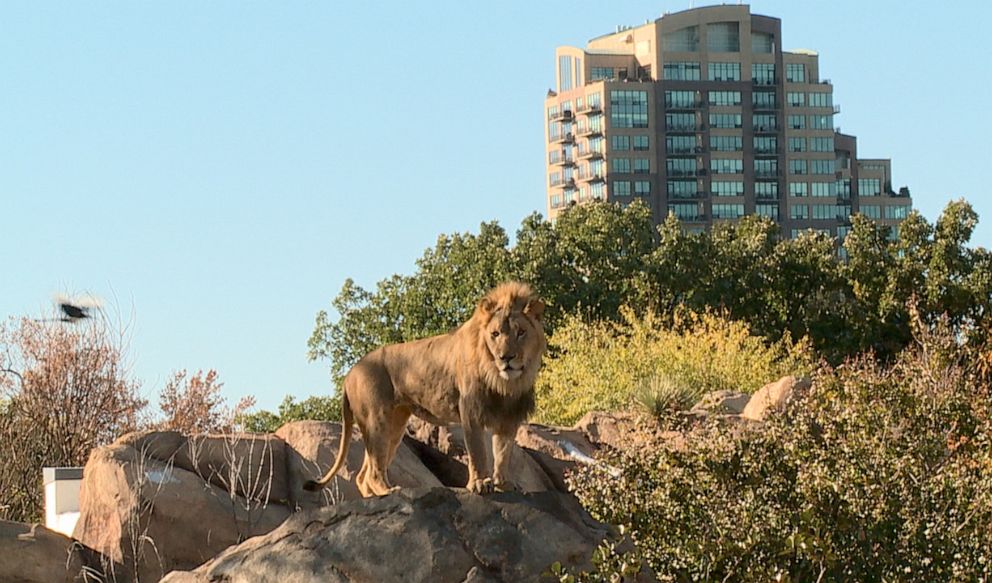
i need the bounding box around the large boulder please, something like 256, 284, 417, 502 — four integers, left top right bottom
161, 487, 618, 583
740, 376, 812, 421
690, 390, 751, 415
0, 520, 105, 583
72, 441, 290, 583
277, 420, 443, 510
406, 418, 556, 493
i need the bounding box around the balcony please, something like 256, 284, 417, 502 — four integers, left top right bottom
578, 148, 604, 160
577, 103, 603, 116
577, 170, 605, 183
754, 125, 778, 134
551, 132, 575, 144
752, 78, 777, 86
665, 125, 699, 134
752, 103, 778, 111
754, 171, 780, 178
550, 110, 574, 122
665, 101, 702, 111
576, 125, 603, 138
551, 155, 576, 167
754, 148, 778, 157
555, 178, 577, 189
666, 169, 700, 178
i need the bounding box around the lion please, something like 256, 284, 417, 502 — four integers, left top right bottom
303, 282, 546, 496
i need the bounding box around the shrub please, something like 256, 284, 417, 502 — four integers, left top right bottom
567, 328, 992, 582
535, 308, 812, 426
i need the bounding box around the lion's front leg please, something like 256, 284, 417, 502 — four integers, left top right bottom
492, 423, 520, 492
459, 395, 494, 494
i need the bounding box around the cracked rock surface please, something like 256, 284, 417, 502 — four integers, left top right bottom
160, 487, 606, 583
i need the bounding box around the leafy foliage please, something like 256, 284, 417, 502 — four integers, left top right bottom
158, 369, 255, 434
238, 394, 342, 433
309, 199, 992, 387
535, 309, 812, 426
567, 321, 992, 582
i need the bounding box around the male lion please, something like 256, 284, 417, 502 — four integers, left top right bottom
304, 282, 547, 496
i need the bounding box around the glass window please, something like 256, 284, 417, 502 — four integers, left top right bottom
588, 93, 602, 107
755, 181, 779, 198
666, 112, 696, 131
663, 61, 701, 80
550, 194, 562, 208
708, 62, 741, 81
752, 63, 775, 85
808, 92, 832, 107
633, 135, 650, 151
789, 159, 807, 175
861, 205, 881, 219
708, 90, 741, 106
789, 182, 808, 197
667, 180, 697, 198
613, 181, 631, 196
786, 63, 806, 83
752, 91, 776, 109
885, 205, 909, 219
789, 137, 806, 152
837, 179, 852, 197
754, 136, 777, 154
712, 181, 744, 196
633, 159, 650, 174
787, 115, 805, 129
858, 178, 881, 196
634, 181, 651, 195
710, 135, 742, 152
590, 67, 614, 81
711, 158, 744, 174
754, 159, 778, 177
810, 115, 833, 130
812, 204, 840, 220
791, 205, 809, 219
591, 182, 605, 198
707, 22, 740, 52
590, 158, 605, 175
559, 55, 574, 91
787, 92, 805, 107
753, 114, 777, 131
752, 32, 774, 54
612, 135, 630, 151
610, 90, 649, 128
666, 135, 694, 154
713, 203, 745, 219
756, 203, 779, 219
710, 113, 743, 128
669, 203, 703, 219
811, 159, 835, 175
665, 90, 697, 108
811, 182, 837, 197
667, 158, 697, 176
810, 137, 834, 152
663, 26, 699, 52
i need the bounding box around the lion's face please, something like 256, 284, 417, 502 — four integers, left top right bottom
481, 306, 545, 381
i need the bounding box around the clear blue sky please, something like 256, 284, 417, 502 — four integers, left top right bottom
2, 1, 990, 412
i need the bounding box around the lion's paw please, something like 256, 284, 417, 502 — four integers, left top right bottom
467, 477, 495, 494
493, 479, 519, 493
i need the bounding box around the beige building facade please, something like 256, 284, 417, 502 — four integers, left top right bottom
545, 4, 911, 240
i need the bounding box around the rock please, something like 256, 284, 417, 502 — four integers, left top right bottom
514, 424, 598, 492
0, 520, 105, 583
740, 376, 812, 421
161, 487, 616, 583
405, 419, 556, 493
277, 420, 442, 510
72, 442, 291, 583
690, 390, 751, 415
173, 433, 289, 503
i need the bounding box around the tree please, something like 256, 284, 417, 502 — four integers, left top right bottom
0, 315, 145, 522
238, 394, 341, 433
157, 369, 254, 434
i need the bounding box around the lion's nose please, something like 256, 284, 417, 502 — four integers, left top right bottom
500, 354, 516, 363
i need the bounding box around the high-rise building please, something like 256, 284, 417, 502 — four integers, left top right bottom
544, 5, 911, 239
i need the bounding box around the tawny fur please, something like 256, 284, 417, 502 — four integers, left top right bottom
304, 282, 547, 497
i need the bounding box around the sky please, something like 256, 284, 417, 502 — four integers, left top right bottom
2, 1, 990, 412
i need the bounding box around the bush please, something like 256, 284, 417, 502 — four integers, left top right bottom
567, 327, 992, 582
535, 308, 812, 426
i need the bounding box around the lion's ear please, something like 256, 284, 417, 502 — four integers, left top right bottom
524, 298, 545, 321
478, 296, 496, 315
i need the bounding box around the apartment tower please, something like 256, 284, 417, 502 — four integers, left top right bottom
544, 4, 911, 239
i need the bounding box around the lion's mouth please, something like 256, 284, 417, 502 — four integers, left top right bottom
498, 364, 523, 380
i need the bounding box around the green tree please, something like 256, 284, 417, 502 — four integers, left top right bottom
238, 394, 342, 433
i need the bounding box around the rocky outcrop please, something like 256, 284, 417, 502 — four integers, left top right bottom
740, 376, 812, 421
690, 390, 751, 415
160, 487, 612, 583
0, 520, 105, 583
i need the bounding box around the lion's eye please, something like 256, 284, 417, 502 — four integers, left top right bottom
516, 328, 526, 338
491, 331, 500, 339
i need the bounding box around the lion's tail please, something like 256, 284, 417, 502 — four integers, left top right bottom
302, 392, 353, 492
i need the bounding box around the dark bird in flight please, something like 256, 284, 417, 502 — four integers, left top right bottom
59, 302, 90, 321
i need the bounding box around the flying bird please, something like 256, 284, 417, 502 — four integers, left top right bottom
51, 293, 103, 323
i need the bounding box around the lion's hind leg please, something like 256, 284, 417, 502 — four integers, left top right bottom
358, 406, 411, 496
